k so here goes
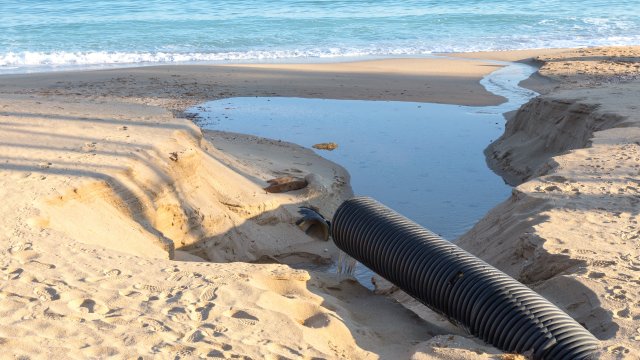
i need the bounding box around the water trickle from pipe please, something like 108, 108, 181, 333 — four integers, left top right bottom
336, 249, 358, 280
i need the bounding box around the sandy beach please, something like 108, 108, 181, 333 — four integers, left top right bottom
1, 47, 639, 359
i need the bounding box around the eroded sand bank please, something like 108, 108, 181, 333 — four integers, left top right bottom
458, 47, 640, 359
0, 48, 638, 358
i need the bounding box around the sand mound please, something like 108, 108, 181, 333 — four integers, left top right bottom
459, 48, 640, 358
0, 95, 462, 358
1, 96, 350, 264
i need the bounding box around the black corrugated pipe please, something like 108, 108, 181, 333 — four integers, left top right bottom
330, 196, 599, 360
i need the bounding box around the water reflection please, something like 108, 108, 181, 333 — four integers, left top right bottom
190, 62, 538, 288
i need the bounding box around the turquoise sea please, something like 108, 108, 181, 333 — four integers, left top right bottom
2, 0, 640, 73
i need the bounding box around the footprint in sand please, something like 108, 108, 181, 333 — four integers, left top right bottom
199, 286, 218, 302
201, 323, 228, 337
265, 342, 304, 358
2, 267, 23, 280
302, 313, 332, 329
13, 250, 39, 264
590, 259, 617, 268
92, 319, 117, 331
188, 303, 214, 322
33, 286, 59, 301
68, 298, 110, 315
205, 343, 234, 359
227, 310, 260, 326
543, 185, 562, 192
605, 285, 629, 302
614, 307, 631, 319
171, 345, 196, 359
185, 329, 205, 343
0, 290, 37, 303
206, 349, 226, 359
103, 308, 143, 326
204, 276, 229, 287
103, 268, 122, 277
167, 271, 202, 282
118, 289, 142, 298
137, 317, 170, 332
165, 307, 190, 323
576, 249, 597, 255
587, 271, 606, 279
8, 242, 32, 254
162, 265, 180, 273
26, 260, 55, 270
43, 307, 65, 320
133, 283, 167, 293
605, 345, 631, 356
138, 318, 181, 341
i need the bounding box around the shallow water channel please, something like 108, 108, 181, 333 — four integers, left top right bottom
190, 61, 537, 288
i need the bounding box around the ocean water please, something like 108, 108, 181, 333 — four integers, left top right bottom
2, 0, 640, 73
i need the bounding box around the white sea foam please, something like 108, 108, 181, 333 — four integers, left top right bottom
0, 49, 427, 73
2, 34, 640, 74
0, 48, 444, 67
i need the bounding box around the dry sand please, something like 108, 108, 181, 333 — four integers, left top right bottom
0, 47, 638, 359
459, 46, 640, 359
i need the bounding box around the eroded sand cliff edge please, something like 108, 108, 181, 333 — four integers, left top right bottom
458, 47, 640, 358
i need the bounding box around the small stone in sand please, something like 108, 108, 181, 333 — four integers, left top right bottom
264, 176, 308, 193
312, 142, 338, 151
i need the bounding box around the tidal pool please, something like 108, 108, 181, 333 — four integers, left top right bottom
191, 62, 536, 240
190, 61, 537, 287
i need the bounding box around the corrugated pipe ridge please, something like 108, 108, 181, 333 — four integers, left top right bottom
331, 197, 599, 360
